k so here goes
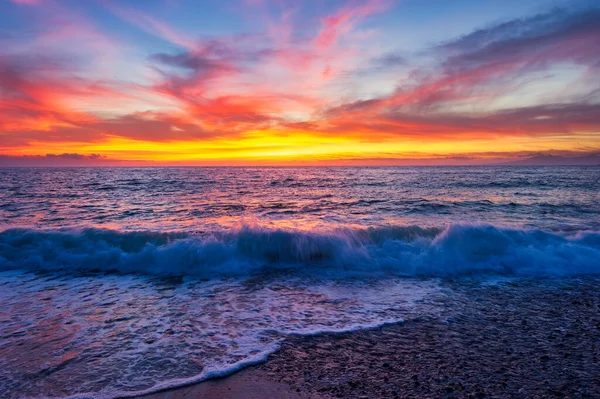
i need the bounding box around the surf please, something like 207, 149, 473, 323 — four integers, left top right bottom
1, 223, 599, 278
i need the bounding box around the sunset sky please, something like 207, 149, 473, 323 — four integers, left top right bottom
1, 0, 599, 165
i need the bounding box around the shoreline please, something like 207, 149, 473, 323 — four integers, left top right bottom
139, 367, 323, 399
140, 277, 600, 399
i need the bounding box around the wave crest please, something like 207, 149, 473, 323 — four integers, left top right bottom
1, 224, 599, 278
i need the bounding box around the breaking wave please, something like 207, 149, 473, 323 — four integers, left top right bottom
1, 224, 599, 278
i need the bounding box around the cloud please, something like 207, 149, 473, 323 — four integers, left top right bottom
427, 7, 600, 104
147, 35, 276, 98
0, 53, 153, 143
321, 102, 600, 142
319, 6, 600, 141
0, 55, 96, 136
438, 7, 600, 66
0, 153, 123, 167
149, 50, 237, 97
383, 103, 600, 138
45, 153, 105, 160
2, 1, 599, 163
3, 149, 598, 167
337, 7, 600, 115
95, 113, 214, 142
0, 111, 217, 147
10, 0, 39, 5
106, 3, 198, 50
372, 52, 407, 68
314, 0, 389, 50
151, 52, 226, 72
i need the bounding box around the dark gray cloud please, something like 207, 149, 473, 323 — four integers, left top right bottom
0, 153, 121, 167
150, 52, 227, 72
45, 153, 105, 160
371, 52, 407, 68
437, 7, 600, 72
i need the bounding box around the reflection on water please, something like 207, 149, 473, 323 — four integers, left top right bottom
0, 270, 439, 398
1, 166, 599, 232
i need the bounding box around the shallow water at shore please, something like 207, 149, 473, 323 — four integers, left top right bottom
0, 271, 441, 398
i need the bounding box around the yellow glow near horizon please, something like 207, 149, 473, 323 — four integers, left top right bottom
5, 129, 597, 164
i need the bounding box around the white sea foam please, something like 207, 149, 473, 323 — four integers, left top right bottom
1, 224, 599, 278
0, 271, 438, 398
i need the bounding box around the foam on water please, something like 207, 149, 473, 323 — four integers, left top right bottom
0, 270, 438, 398
1, 224, 599, 279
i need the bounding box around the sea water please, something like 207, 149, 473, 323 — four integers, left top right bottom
1, 166, 599, 398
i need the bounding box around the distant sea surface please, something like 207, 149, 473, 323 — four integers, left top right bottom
2, 166, 599, 232
1, 166, 599, 398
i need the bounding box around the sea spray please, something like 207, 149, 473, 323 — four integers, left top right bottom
1, 223, 599, 278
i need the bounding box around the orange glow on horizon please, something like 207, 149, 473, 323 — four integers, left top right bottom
4, 130, 598, 166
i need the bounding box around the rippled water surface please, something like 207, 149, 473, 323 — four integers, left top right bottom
0, 166, 599, 398
1, 166, 599, 231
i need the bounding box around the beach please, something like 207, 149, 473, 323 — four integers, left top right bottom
143, 277, 600, 399
140, 367, 320, 399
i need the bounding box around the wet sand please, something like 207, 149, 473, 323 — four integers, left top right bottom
142, 277, 600, 399
140, 367, 324, 399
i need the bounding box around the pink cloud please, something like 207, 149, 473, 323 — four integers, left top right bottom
10, 0, 39, 5
106, 3, 199, 51
314, 0, 389, 51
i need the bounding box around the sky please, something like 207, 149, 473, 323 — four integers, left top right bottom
0, 0, 599, 165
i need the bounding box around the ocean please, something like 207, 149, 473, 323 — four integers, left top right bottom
1, 166, 599, 398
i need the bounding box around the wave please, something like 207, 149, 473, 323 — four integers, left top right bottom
1, 224, 599, 278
